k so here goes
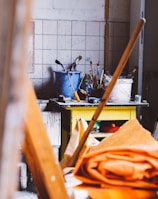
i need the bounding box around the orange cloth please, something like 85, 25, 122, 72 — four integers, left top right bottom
75, 185, 157, 199
73, 119, 158, 190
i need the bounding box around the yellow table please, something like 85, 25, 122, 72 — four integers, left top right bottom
66, 105, 136, 134
47, 99, 149, 159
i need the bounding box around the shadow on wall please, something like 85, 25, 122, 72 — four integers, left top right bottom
142, 71, 158, 132
34, 67, 57, 100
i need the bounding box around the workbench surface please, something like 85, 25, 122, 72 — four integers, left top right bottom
49, 98, 149, 107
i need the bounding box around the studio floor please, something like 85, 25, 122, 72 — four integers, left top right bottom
13, 191, 37, 199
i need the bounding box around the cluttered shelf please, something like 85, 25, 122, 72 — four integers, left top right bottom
48, 98, 149, 133
47, 98, 149, 158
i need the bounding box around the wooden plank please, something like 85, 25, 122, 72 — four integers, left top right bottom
0, 0, 32, 198
23, 78, 70, 199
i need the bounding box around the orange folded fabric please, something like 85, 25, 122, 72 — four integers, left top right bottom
73, 119, 158, 189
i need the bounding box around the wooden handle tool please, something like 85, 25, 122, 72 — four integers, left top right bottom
67, 72, 81, 102
74, 91, 80, 102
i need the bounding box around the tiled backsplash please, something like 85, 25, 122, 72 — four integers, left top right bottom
28, 19, 105, 98
29, 0, 130, 99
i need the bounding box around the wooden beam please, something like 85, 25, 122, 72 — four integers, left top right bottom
0, 0, 31, 198
23, 78, 70, 199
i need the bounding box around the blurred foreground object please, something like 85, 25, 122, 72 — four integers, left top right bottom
0, 0, 32, 198
74, 119, 158, 189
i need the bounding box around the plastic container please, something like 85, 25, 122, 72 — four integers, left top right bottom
100, 123, 119, 133
108, 78, 133, 103
53, 70, 81, 98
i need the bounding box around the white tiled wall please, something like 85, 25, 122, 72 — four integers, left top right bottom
29, 0, 130, 99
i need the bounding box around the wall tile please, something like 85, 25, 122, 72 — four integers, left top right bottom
43, 20, 58, 34
57, 50, 72, 66
58, 35, 71, 50
86, 22, 100, 36
99, 36, 105, 51
86, 36, 99, 50
34, 20, 42, 34
43, 35, 57, 49
43, 49, 57, 65
58, 21, 71, 35
72, 21, 86, 35
99, 21, 105, 36
34, 50, 43, 64
72, 35, 86, 50
35, 34, 42, 49
99, 50, 105, 65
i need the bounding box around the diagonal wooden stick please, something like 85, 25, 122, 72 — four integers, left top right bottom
61, 18, 146, 169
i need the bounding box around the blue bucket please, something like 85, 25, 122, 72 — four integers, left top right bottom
54, 71, 81, 98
